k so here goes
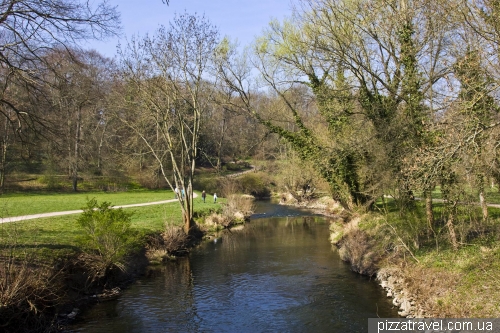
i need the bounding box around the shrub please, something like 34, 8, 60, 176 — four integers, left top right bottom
225, 161, 248, 171
222, 194, 255, 223
37, 173, 62, 190
200, 193, 255, 232
145, 226, 189, 263
77, 199, 138, 273
162, 226, 189, 254
219, 177, 240, 198
237, 173, 271, 198
338, 229, 382, 276
193, 176, 220, 194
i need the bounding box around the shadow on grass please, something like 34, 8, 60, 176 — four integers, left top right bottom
0, 243, 81, 252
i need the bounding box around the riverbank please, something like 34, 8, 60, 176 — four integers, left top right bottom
278, 192, 500, 318
61, 202, 253, 328
0, 194, 254, 333
69, 210, 398, 332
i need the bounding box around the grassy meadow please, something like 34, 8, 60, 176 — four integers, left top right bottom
0, 190, 223, 258
0, 190, 177, 217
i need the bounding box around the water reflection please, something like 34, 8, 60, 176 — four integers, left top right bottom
70, 210, 398, 333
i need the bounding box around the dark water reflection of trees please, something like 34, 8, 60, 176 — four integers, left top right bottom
70, 215, 398, 333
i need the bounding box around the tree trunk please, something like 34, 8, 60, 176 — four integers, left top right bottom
425, 190, 434, 232
0, 136, 7, 192
72, 107, 82, 192
398, 179, 416, 214
447, 202, 459, 250
479, 190, 488, 221
0, 114, 8, 192
216, 117, 226, 174
97, 121, 107, 171
183, 211, 192, 235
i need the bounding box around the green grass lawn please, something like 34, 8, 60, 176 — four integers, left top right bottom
409, 241, 500, 317
0, 191, 223, 258
422, 186, 500, 204
0, 190, 176, 217
1, 201, 193, 244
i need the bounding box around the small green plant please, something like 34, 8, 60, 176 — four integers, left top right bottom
77, 199, 137, 272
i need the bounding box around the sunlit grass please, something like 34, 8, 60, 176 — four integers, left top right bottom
0, 192, 223, 259
415, 186, 500, 204
0, 190, 176, 217
409, 243, 500, 317
369, 196, 500, 317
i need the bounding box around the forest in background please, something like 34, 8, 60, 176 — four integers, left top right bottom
2, 0, 500, 246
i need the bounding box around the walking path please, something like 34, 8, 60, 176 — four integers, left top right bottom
224, 165, 255, 178
0, 194, 198, 224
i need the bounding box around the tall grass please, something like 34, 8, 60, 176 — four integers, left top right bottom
0, 228, 64, 331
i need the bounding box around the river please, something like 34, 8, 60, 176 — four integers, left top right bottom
69, 200, 398, 332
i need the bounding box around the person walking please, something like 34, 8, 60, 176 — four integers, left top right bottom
202, 190, 206, 203
213, 192, 217, 203
174, 186, 179, 199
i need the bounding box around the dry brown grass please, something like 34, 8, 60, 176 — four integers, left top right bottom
394, 264, 461, 317
162, 226, 189, 254
378, 246, 500, 318
0, 254, 63, 331
338, 229, 382, 276
201, 194, 255, 230
145, 226, 189, 263
204, 213, 231, 228
222, 194, 255, 222
332, 204, 500, 318
423, 247, 500, 317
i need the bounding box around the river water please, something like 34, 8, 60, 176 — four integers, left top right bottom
69, 201, 398, 332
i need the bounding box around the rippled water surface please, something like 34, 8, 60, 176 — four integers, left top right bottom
70, 202, 398, 332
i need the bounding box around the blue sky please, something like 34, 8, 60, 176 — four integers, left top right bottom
85, 0, 294, 58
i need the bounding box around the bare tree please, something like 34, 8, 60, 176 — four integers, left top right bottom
0, 0, 120, 109
117, 13, 219, 234
0, 0, 119, 189
43, 49, 113, 191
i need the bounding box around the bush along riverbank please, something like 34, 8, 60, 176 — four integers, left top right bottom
279, 192, 500, 318
145, 194, 255, 264
0, 196, 254, 333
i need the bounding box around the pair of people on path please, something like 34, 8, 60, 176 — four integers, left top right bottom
201, 190, 217, 203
